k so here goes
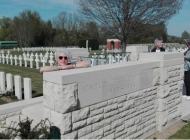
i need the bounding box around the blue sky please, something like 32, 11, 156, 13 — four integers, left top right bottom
0, 0, 189, 37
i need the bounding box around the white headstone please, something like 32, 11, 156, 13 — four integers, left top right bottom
14, 75, 22, 99
91, 53, 97, 66
116, 54, 120, 63
108, 54, 113, 64
24, 78, 32, 99
19, 55, 22, 66
0, 72, 5, 93
6, 73, 13, 92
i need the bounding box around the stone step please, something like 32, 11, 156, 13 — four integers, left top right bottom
21, 103, 43, 123
5, 115, 37, 129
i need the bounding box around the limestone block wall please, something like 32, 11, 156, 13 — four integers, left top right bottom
155, 65, 183, 131
140, 52, 184, 132
43, 81, 157, 139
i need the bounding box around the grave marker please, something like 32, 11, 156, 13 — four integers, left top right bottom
10, 55, 13, 65
29, 56, 33, 68
14, 55, 17, 65
0, 72, 5, 93
14, 75, 22, 99
2, 54, 5, 64
6, 54, 9, 64
35, 55, 40, 69
24, 56, 28, 67
19, 55, 22, 66
24, 78, 32, 99
6, 73, 13, 92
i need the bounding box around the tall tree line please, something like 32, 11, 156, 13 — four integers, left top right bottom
0, 10, 102, 47
0, 8, 176, 47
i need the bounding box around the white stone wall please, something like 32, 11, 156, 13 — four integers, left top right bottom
156, 64, 183, 131
43, 51, 184, 139
43, 82, 157, 139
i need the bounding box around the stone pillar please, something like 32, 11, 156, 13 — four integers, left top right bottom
126, 46, 148, 61
139, 52, 184, 132
43, 81, 78, 135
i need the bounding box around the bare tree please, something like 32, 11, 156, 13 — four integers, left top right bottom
77, 0, 184, 52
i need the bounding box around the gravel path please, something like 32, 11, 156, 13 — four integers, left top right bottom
147, 120, 187, 139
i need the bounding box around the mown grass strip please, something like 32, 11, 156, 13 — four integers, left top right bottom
169, 122, 190, 139
0, 63, 43, 98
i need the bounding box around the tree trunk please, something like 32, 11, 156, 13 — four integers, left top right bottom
121, 37, 127, 52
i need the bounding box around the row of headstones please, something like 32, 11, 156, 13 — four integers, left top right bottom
0, 72, 32, 100
129, 43, 187, 52
83, 52, 131, 66
13, 46, 81, 52
0, 53, 55, 69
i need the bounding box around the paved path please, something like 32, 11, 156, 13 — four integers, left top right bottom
181, 98, 190, 121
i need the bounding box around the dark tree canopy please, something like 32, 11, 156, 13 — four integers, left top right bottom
77, 0, 184, 51
181, 30, 190, 39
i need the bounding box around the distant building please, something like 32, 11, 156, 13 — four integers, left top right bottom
107, 39, 121, 50
0, 41, 18, 49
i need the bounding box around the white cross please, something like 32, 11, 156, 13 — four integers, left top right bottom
29, 56, 33, 68
35, 55, 40, 69
7, 50, 10, 56
2, 54, 5, 64
23, 52, 26, 58
27, 52, 30, 59
49, 54, 54, 66
10, 55, 13, 65
24, 56, 28, 67
14, 55, 18, 65
39, 53, 43, 61
6, 54, 9, 64
41, 57, 46, 66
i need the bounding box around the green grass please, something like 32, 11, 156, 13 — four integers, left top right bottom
0, 63, 43, 98
0, 48, 102, 102
169, 122, 190, 139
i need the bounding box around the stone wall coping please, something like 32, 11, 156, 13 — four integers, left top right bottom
139, 52, 183, 61
126, 46, 149, 53
43, 60, 160, 85
0, 97, 43, 115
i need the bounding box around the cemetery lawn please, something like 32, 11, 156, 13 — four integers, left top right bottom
0, 63, 43, 99
169, 122, 190, 139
